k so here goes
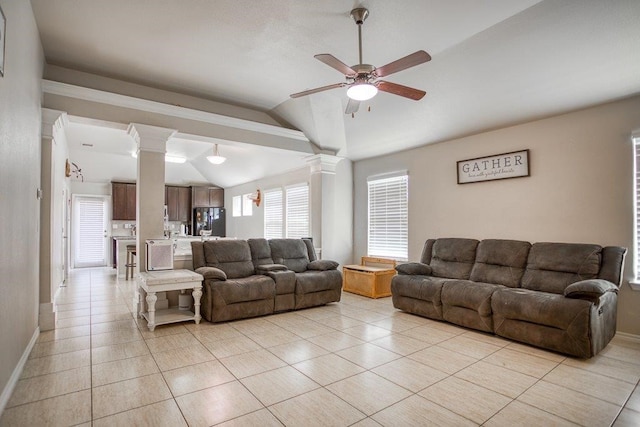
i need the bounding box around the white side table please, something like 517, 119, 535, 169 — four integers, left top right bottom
135, 269, 204, 331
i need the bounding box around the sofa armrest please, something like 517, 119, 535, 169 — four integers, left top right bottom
307, 260, 339, 271
395, 262, 432, 276
564, 279, 618, 301
195, 266, 227, 281
256, 264, 288, 273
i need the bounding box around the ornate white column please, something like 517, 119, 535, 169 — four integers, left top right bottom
40, 109, 69, 331
307, 154, 353, 264
127, 124, 176, 272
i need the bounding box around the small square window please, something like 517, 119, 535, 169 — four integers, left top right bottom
232, 195, 242, 217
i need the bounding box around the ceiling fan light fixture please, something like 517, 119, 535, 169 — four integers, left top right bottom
207, 144, 227, 165
347, 83, 378, 101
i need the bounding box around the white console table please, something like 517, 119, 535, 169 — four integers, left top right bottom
135, 269, 204, 331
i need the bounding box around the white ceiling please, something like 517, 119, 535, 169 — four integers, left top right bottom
31, 0, 640, 186
64, 118, 310, 187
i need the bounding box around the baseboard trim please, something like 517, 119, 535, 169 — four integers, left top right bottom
0, 327, 40, 415
616, 331, 640, 343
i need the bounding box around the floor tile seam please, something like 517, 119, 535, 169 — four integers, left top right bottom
420, 381, 511, 426
238, 374, 323, 407
36, 332, 93, 343
287, 384, 368, 420
501, 343, 568, 363
364, 339, 429, 358
560, 357, 640, 385
29, 345, 92, 360
539, 363, 637, 407
432, 336, 503, 362
3, 388, 92, 412
91, 337, 146, 351
418, 375, 514, 424
510, 378, 607, 426
610, 377, 640, 426
596, 352, 640, 368
477, 353, 560, 380
90, 397, 182, 424
20, 362, 93, 381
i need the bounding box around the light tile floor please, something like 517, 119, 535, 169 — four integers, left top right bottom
1, 267, 640, 426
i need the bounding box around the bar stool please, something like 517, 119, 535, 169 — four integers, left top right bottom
125, 244, 136, 280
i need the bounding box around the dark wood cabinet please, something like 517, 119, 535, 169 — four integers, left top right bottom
112, 182, 136, 220
192, 186, 224, 208
165, 186, 191, 222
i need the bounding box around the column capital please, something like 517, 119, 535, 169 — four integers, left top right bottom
127, 123, 176, 154
41, 109, 68, 140
306, 154, 343, 175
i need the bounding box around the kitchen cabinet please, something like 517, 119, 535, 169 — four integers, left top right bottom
165, 186, 191, 222
112, 182, 137, 220
192, 186, 224, 207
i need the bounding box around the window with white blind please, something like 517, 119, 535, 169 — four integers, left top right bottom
264, 189, 283, 238
286, 184, 310, 239
368, 173, 408, 261
263, 184, 310, 239
633, 132, 640, 279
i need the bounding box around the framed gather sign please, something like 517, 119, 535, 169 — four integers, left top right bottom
457, 149, 529, 184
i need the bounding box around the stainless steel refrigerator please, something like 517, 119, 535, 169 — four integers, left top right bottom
193, 207, 226, 237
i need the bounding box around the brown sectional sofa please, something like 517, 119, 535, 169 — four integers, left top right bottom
191, 238, 342, 322
391, 238, 627, 358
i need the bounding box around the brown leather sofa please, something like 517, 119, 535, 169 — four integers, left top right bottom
191, 238, 342, 322
391, 238, 627, 358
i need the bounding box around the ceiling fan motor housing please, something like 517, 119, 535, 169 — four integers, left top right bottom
350, 8, 369, 25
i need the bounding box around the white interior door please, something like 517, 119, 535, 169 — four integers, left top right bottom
73, 195, 109, 268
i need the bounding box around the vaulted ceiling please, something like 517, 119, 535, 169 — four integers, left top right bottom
30, 0, 640, 186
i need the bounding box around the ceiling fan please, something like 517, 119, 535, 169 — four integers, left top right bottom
290, 7, 431, 115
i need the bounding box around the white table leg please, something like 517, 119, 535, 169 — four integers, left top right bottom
146, 292, 157, 331
193, 286, 202, 324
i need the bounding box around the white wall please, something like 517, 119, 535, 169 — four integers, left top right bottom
354, 95, 640, 335
0, 0, 44, 409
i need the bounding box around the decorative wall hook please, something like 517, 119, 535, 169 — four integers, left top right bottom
248, 189, 261, 207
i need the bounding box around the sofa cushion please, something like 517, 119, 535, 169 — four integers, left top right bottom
441, 280, 501, 317
492, 287, 592, 331
248, 238, 275, 268
522, 243, 602, 294
470, 239, 531, 287
203, 240, 255, 279
295, 270, 342, 294
212, 275, 275, 304
430, 238, 479, 279
269, 239, 310, 273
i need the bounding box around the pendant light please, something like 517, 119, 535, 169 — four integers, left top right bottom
207, 144, 226, 165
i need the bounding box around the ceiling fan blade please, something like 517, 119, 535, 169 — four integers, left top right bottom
376, 81, 426, 100
290, 83, 345, 98
345, 98, 360, 115
375, 50, 431, 78
314, 54, 357, 76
